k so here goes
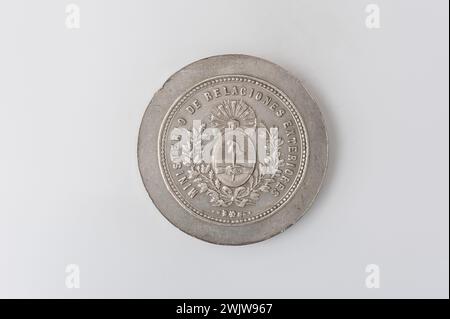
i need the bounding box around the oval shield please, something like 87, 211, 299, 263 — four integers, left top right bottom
212, 128, 256, 188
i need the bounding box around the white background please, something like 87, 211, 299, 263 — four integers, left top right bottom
0, 0, 448, 298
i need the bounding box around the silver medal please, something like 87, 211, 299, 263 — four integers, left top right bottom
138, 55, 328, 245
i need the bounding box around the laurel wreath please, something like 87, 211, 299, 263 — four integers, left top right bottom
182, 123, 283, 208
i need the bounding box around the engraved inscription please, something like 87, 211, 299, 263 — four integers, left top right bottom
159, 76, 308, 224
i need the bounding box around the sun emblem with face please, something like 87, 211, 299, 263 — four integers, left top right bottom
209, 99, 257, 130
